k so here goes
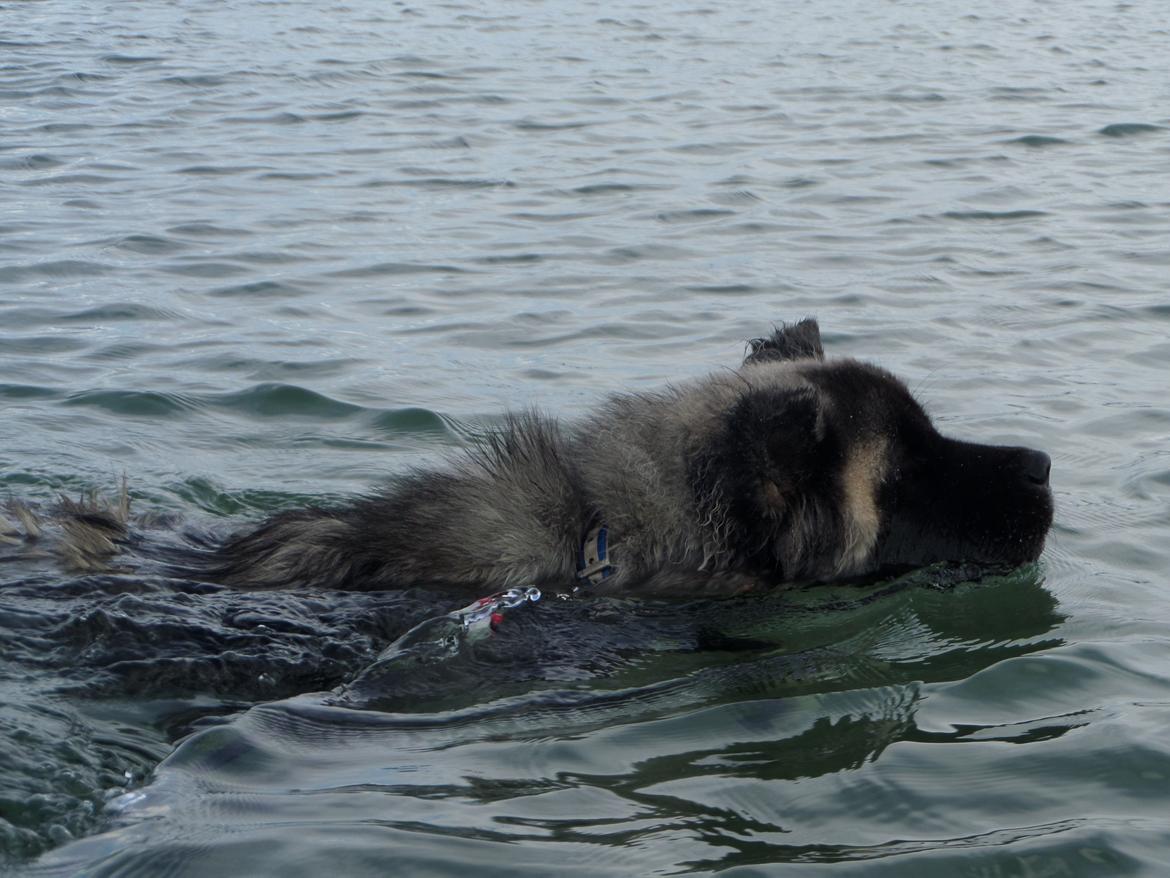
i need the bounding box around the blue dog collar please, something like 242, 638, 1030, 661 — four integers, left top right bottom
577, 522, 614, 586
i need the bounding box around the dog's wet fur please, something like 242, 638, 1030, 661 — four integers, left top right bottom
192, 318, 1051, 596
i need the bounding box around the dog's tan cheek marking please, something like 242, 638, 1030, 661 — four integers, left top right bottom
838, 439, 887, 572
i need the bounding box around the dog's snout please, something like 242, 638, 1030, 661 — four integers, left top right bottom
1020, 449, 1051, 486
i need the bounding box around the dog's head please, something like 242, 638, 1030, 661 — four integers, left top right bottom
694, 319, 1054, 581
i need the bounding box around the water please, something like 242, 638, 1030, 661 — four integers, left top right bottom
3, 0, 1170, 873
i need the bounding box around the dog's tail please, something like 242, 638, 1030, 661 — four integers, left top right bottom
2, 481, 131, 572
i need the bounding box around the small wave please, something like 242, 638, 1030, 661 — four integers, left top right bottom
655, 208, 736, 224
62, 389, 197, 417
0, 383, 62, 401
572, 182, 671, 195
682, 283, 759, 295
21, 173, 118, 187
257, 171, 329, 181
208, 280, 313, 298
366, 176, 513, 190
709, 221, 789, 235
160, 74, 234, 87
940, 209, 1048, 222
328, 261, 468, 278
159, 260, 250, 278
514, 118, 592, 131
62, 303, 184, 322
34, 122, 89, 134
176, 164, 262, 176
1005, 135, 1071, 147
599, 243, 695, 264
507, 210, 596, 223
86, 341, 171, 362
669, 141, 750, 155
166, 222, 254, 239
171, 477, 344, 515
368, 407, 455, 437
0, 335, 90, 355
310, 110, 366, 122
212, 383, 364, 420
223, 111, 306, 125
1099, 122, 1161, 137
0, 153, 65, 171
473, 252, 543, 265
711, 189, 762, 205
504, 320, 686, 347
883, 90, 947, 103
398, 70, 459, 80
462, 92, 512, 105
0, 260, 111, 283
430, 135, 471, 149
58, 71, 113, 84
101, 54, 163, 64
110, 234, 189, 255
1, 85, 79, 100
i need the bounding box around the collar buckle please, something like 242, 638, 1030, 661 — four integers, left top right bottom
576, 522, 614, 585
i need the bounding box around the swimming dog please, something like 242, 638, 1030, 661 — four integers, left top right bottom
207, 319, 1053, 596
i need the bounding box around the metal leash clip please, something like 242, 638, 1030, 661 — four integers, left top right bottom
454, 585, 542, 635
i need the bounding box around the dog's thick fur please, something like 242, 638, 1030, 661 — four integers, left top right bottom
206, 319, 1054, 596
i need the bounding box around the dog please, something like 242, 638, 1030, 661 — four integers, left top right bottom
203, 319, 1053, 596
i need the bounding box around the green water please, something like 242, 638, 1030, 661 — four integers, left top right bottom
3, 0, 1170, 874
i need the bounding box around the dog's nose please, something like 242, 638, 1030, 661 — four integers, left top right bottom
1021, 449, 1051, 486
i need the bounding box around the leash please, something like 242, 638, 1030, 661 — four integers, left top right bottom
455, 519, 614, 633
341, 523, 614, 701
454, 584, 542, 636
353, 523, 615, 692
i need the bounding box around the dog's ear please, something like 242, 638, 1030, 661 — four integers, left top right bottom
743, 318, 823, 365
695, 386, 829, 520
726, 387, 823, 509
